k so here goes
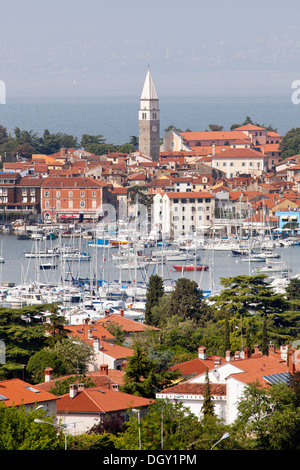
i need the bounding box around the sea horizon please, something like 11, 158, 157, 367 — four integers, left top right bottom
0, 92, 298, 145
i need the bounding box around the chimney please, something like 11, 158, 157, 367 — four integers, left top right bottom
198, 346, 206, 360
280, 345, 288, 361
69, 384, 77, 398
244, 347, 251, 359
100, 364, 109, 375
105, 309, 110, 317
212, 143, 216, 156
214, 356, 222, 367
234, 351, 240, 360
120, 308, 124, 317
254, 344, 260, 355
269, 343, 276, 356
44, 367, 53, 382
77, 383, 85, 392
93, 337, 100, 352
225, 350, 231, 362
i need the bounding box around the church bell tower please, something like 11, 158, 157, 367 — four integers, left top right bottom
138, 69, 160, 162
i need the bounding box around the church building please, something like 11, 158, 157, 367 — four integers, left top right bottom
138, 69, 160, 162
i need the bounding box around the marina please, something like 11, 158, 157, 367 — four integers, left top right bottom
0, 225, 299, 324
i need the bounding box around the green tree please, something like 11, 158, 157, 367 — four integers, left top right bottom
0, 304, 51, 379
0, 403, 65, 450
49, 374, 96, 396
167, 278, 212, 326
53, 337, 95, 375
121, 345, 177, 398
210, 274, 288, 351
208, 124, 223, 131
44, 310, 70, 347
145, 275, 164, 326
26, 349, 66, 383
201, 368, 215, 419
234, 381, 300, 450
279, 127, 300, 159
115, 400, 201, 450
69, 432, 117, 450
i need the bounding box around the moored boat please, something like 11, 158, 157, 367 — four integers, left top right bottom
172, 265, 209, 272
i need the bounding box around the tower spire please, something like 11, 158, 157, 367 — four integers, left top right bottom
138, 69, 160, 162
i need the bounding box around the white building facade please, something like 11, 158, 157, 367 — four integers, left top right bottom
152, 191, 215, 239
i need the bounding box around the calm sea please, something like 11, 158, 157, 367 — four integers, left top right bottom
0, 94, 299, 145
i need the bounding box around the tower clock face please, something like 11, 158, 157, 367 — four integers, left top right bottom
152, 125, 157, 132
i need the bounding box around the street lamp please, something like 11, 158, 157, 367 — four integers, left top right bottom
28, 404, 45, 414
34, 418, 69, 450
132, 409, 142, 450
210, 432, 230, 450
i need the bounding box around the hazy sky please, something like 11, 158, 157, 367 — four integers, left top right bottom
1, 0, 300, 98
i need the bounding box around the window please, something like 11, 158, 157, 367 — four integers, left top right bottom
56, 191, 60, 198
92, 200, 97, 208
45, 200, 49, 208
80, 200, 85, 208
44, 191, 50, 197
69, 200, 73, 209
69, 191, 73, 197
92, 191, 96, 197
80, 191, 85, 197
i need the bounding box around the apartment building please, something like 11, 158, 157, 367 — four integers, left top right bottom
152, 191, 215, 238
211, 146, 267, 178
41, 176, 109, 223
0, 172, 42, 221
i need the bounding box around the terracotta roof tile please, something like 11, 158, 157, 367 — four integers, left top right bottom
159, 382, 226, 396
0, 378, 57, 407
57, 387, 151, 413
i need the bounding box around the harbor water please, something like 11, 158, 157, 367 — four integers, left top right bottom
0, 233, 299, 295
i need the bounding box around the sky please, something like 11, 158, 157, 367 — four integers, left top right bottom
1, 0, 300, 98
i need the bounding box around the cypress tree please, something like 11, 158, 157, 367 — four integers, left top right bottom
224, 312, 230, 353
201, 368, 214, 418
144, 275, 164, 326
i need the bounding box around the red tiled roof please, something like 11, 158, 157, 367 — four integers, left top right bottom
36, 368, 126, 393
180, 130, 251, 141
213, 147, 263, 159
41, 176, 109, 188
170, 357, 219, 376
165, 191, 214, 199
158, 382, 226, 396
66, 323, 116, 342
227, 355, 289, 386
234, 124, 266, 131
57, 387, 151, 413
0, 378, 57, 407
98, 314, 159, 333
